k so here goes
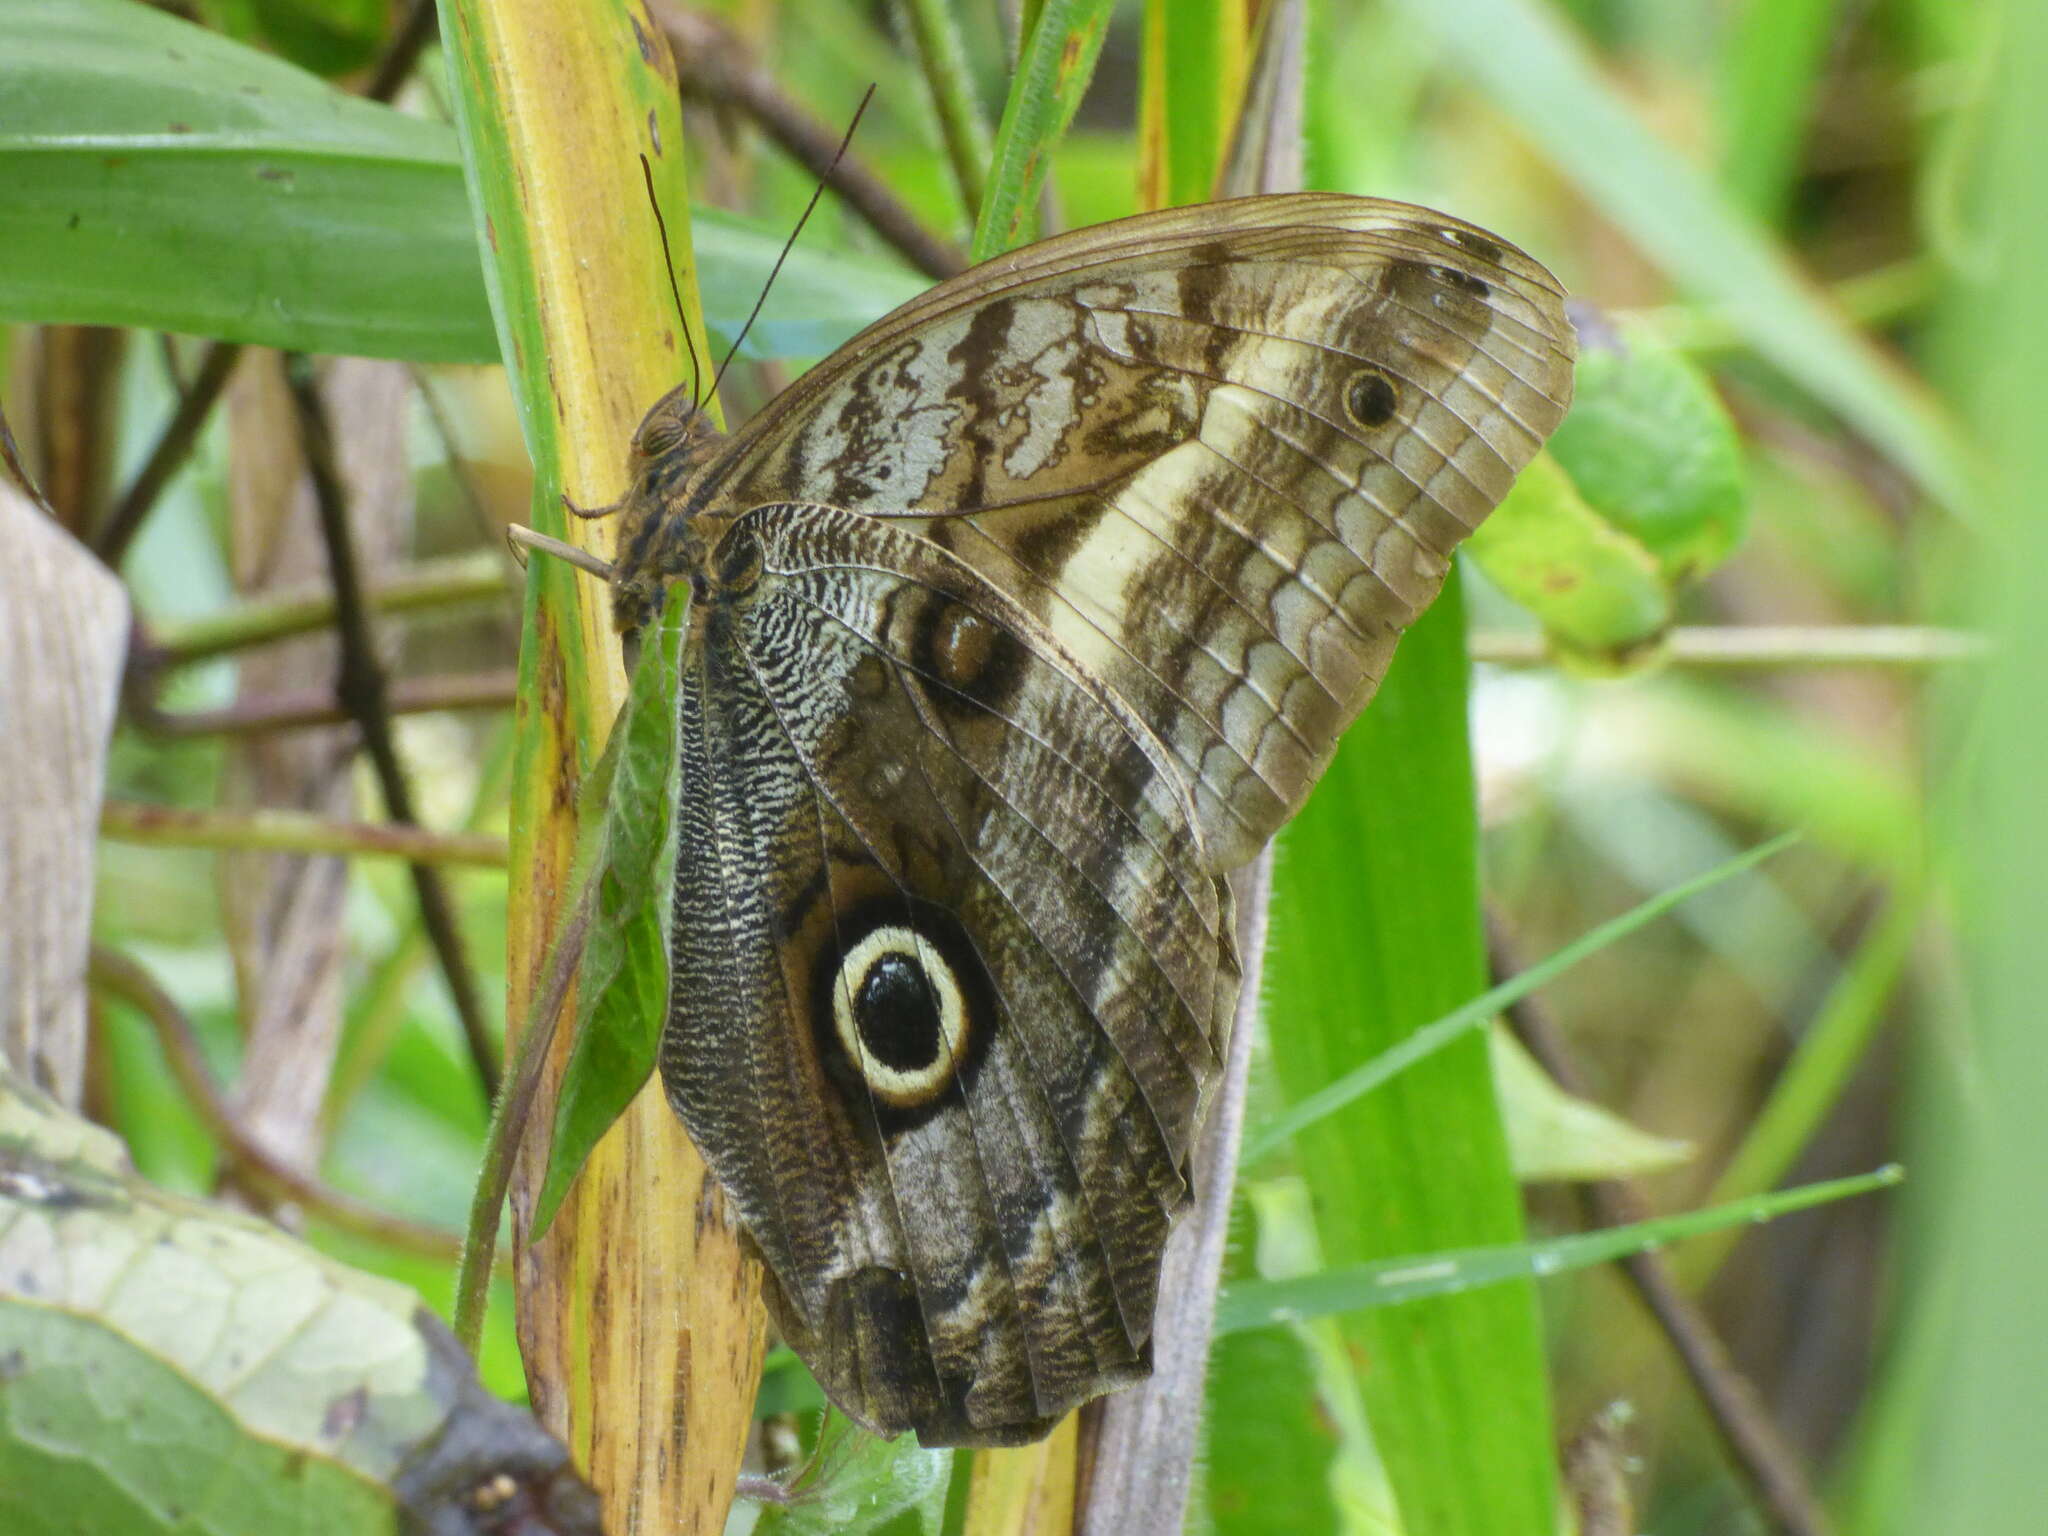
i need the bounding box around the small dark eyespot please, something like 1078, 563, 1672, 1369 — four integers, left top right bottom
1345, 370, 1400, 429
1438, 227, 1504, 264
1432, 265, 1491, 298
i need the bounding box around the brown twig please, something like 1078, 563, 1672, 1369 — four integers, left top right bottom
284, 360, 502, 1103
1486, 912, 1835, 1536
87, 944, 471, 1265
93, 340, 243, 568
137, 668, 518, 738
100, 799, 509, 868
658, 3, 966, 280
365, 0, 439, 104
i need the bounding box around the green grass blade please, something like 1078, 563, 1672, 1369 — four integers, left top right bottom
969, 0, 1116, 260
1261, 579, 1556, 1534
1717, 0, 1844, 223
1136, 0, 1250, 210
895, 0, 992, 223
1920, 4, 2048, 1525
1247, 831, 1799, 1164
1217, 1165, 1904, 1332
1388, 0, 1972, 513
1678, 888, 1920, 1288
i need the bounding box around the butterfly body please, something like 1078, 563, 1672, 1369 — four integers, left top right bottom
601, 194, 1575, 1445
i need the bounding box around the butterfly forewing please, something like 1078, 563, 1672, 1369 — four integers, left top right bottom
619, 194, 1575, 1443
674, 195, 1575, 869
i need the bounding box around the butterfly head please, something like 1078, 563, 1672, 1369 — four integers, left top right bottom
606, 382, 730, 634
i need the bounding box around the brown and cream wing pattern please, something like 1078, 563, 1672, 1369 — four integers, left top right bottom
660, 503, 1237, 1444
683, 194, 1576, 869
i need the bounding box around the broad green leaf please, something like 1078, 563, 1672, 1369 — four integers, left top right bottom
0, 0, 923, 363
0, 1308, 393, 1536
1467, 451, 1673, 668
1388, 0, 1972, 513
1548, 315, 1750, 582
970, 0, 1116, 260
1492, 1027, 1693, 1183
0, 1066, 595, 1536
1216, 1164, 1902, 1332
531, 584, 691, 1236
751, 1411, 952, 1536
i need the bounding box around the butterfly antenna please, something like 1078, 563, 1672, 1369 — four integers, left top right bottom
640, 153, 704, 415
704, 84, 877, 410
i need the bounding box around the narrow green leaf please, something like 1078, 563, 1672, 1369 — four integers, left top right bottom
1248, 831, 1799, 1164
1216, 1165, 1904, 1332
0, 0, 922, 362
894, 0, 993, 222
531, 584, 692, 1237
1262, 579, 1556, 1534
1679, 889, 1920, 1288
970, 0, 1116, 260
1136, 0, 1249, 210
1388, 0, 1972, 513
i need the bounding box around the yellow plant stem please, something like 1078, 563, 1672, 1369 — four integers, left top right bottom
439, 2, 762, 1531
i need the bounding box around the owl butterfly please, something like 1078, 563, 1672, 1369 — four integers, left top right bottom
587, 194, 1574, 1445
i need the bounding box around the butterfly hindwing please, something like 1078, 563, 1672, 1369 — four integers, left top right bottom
659, 503, 1233, 1443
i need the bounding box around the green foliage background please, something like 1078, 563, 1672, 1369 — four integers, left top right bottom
1, 0, 2028, 1532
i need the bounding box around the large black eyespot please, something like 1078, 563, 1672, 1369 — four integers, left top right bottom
810, 898, 996, 1130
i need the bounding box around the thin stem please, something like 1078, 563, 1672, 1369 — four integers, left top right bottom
100, 799, 508, 867
284, 360, 501, 1104
138, 669, 517, 739
88, 944, 470, 1264
454, 880, 595, 1353
894, 0, 993, 222
146, 549, 512, 669
1488, 915, 1836, 1536
1679, 890, 1921, 1289
661, 3, 965, 279
93, 340, 243, 569
1470, 624, 1987, 670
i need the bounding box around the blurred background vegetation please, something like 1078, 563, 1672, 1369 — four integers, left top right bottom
1, 0, 2030, 1532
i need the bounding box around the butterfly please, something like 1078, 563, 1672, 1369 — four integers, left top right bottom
586, 193, 1575, 1446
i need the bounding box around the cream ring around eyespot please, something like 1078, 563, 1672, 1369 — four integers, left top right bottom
831, 924, 972, 1108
